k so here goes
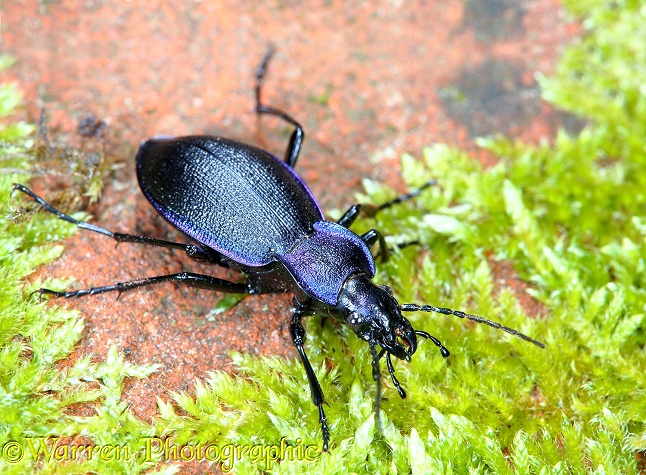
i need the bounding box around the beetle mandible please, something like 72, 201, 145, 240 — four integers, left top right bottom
13, 47, 544, 451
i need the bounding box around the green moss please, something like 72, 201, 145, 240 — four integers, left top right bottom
2, 0, 646, 473
0, 60, 162, 474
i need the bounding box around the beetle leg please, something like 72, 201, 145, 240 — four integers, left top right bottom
112, 236, 231, 268
361, 230, 419, 262
11, 184, 230, 268
360, 229, 389, 263
34, 272, 249, 299
290, 310, 330, 452
385, 353, 406, 399
337, 178, 437, 226
369, 342, 383, 436
336, 204, 362, 228
372, 178, 437, 213
255, 46, 304, 169
332, 222, 417, 262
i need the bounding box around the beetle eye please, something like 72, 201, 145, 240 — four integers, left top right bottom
346, 311, 362, 327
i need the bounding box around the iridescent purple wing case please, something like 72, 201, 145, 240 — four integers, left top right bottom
136, 136, 324, 266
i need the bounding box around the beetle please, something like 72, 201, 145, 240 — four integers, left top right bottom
13, 47, 544, 451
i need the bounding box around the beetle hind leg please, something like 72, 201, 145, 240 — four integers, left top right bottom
254, 46, 304, 169
12, 184, 231, 268
34, 272, 249, 300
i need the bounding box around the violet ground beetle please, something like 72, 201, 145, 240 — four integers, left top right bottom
13, 47, 544, 451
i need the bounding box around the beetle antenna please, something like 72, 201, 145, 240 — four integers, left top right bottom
402, 304, 545, 348
415, 330, 450, 357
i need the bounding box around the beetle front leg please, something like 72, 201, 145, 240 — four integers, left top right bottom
369, 343, 384, 435
385, 353, 406, 399
290, 310, 330, 452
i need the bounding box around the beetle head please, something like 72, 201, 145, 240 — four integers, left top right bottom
335, 271, 543, 444
337, 274, 417, 360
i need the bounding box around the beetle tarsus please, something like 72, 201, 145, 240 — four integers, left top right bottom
318, 405, 330, 453
31, 288, 61, 301
255, 44, 275, 96
290, 310, 330, 451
